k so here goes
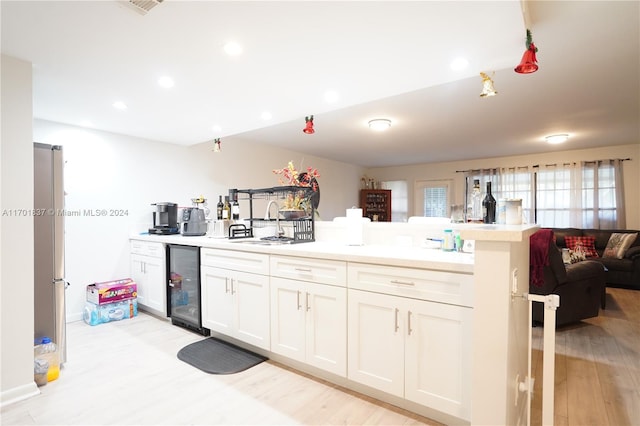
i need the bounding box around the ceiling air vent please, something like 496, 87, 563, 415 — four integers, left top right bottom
124, 0, 164, 15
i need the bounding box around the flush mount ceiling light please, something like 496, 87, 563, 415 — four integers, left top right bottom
223, 41, 243, 56
368, 119, 391, 131
479, 72, 498, 97
545, 134, 569, 144
157, 76, 174, 88
112, 101, 127, 110
324, 90, 339, 104
450, 57, 469, 71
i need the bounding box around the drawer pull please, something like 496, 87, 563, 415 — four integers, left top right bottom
394, 308, 400, 333
390, 279, 415, 286
294, 267, 313, 273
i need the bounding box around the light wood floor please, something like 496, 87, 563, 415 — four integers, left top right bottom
2, 287, 638, 426
1, 311, 438, 425
530, 287, 640, 426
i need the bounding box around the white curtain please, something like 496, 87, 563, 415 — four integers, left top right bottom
463, 159, 626, 229
536, 160, 625, 229
583, 159, 626, 229
497, 166, 534, 224
536, 163, 583, 227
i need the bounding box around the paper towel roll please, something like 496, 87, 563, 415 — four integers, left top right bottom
346, 208, 364, 246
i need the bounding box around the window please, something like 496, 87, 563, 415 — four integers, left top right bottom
415, 180, 452, 218
463, 160, 626, 229
382, 180, 408, 222
536, 161, 622, 228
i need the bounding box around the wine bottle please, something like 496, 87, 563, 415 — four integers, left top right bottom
482, 181, 496, 224
222, 196, 230, 220
231, 196, 240, 220
216, 196, 223, 220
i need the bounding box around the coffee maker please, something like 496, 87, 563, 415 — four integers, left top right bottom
149, 202, 179, 235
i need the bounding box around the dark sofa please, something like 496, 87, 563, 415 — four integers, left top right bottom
550, 228, 640, 290
529, 234, 606, 326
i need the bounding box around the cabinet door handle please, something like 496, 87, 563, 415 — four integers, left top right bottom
224, 277, 229, 294
168, 279, 174, 288
297, 290, 302, 310
407, 310, 413, 336
306, 292, 311, 312
230, 278, 235, 295
390, 279, 415, 286
394, 308, 400, 333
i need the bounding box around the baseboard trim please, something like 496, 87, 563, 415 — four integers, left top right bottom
0, 382, 40, 408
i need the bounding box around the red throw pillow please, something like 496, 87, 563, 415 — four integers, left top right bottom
564, 236, 599, 258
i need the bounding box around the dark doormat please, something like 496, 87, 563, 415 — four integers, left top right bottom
177, 337, 268, 374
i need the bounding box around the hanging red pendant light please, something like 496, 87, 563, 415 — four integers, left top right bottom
303, 115, 315, 134
515, 29, 539, 74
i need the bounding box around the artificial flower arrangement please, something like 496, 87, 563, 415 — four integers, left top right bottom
272, 161, 320, 211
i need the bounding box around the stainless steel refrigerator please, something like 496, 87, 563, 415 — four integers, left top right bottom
34, 143, 67, 364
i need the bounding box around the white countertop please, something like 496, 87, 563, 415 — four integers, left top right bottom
130, 233, 475, 273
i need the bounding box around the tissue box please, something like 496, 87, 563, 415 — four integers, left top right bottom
86, 278, 137, 305
83, 299, 138, 326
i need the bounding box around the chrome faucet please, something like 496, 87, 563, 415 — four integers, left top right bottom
264, 200, 284, 237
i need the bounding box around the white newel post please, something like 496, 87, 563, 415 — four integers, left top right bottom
460, 225, 539, 426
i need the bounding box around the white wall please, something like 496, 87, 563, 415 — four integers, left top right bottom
33, 120, 365, 323
1, 55, 39, 405
366, 144, 640, 229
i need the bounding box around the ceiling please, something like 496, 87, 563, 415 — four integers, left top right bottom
2, 1, 638, 168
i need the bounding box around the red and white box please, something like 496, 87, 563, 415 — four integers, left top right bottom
86, 278, 137, 305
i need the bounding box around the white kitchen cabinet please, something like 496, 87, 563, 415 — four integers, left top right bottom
270, 276, 347, 376
347, 263, 472, 421
347, 289, 405, 396
130, 241, 166, 316
200, 248, 270, 350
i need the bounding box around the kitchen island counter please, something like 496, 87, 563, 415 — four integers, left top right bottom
130, 222, 539, 426
130, 233, 475, 273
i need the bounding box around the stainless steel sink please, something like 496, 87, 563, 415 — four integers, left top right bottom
230, 237, 293, 246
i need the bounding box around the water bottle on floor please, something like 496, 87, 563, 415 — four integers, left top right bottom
34, 337, 59, 382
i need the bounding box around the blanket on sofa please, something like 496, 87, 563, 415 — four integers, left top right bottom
530, 229, 554, 287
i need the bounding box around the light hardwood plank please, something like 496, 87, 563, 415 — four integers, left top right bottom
1, 312, 440, 426
531, 287, 640, 426
3, 287, 637, 426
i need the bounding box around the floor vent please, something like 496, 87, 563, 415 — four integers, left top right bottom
125, 0, 164, 15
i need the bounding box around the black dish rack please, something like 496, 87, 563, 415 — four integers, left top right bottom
228, 186, 316, 243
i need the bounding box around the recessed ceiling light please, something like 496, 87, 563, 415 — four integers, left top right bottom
450, 57, 469, 71
112, 101, 127, 110
324, 90, 339, 103
157, 76, 174, 88
545, 134, 569, 144
368, 119, 392, 131
261, 111, 272, 121
223, 41, 243, 56
212, 124, 222, 133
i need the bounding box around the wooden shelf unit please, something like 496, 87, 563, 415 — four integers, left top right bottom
360, 189, 391, 222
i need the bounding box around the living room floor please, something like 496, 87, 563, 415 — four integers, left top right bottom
531, 287, 640, 426
1, 288, 637, 425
